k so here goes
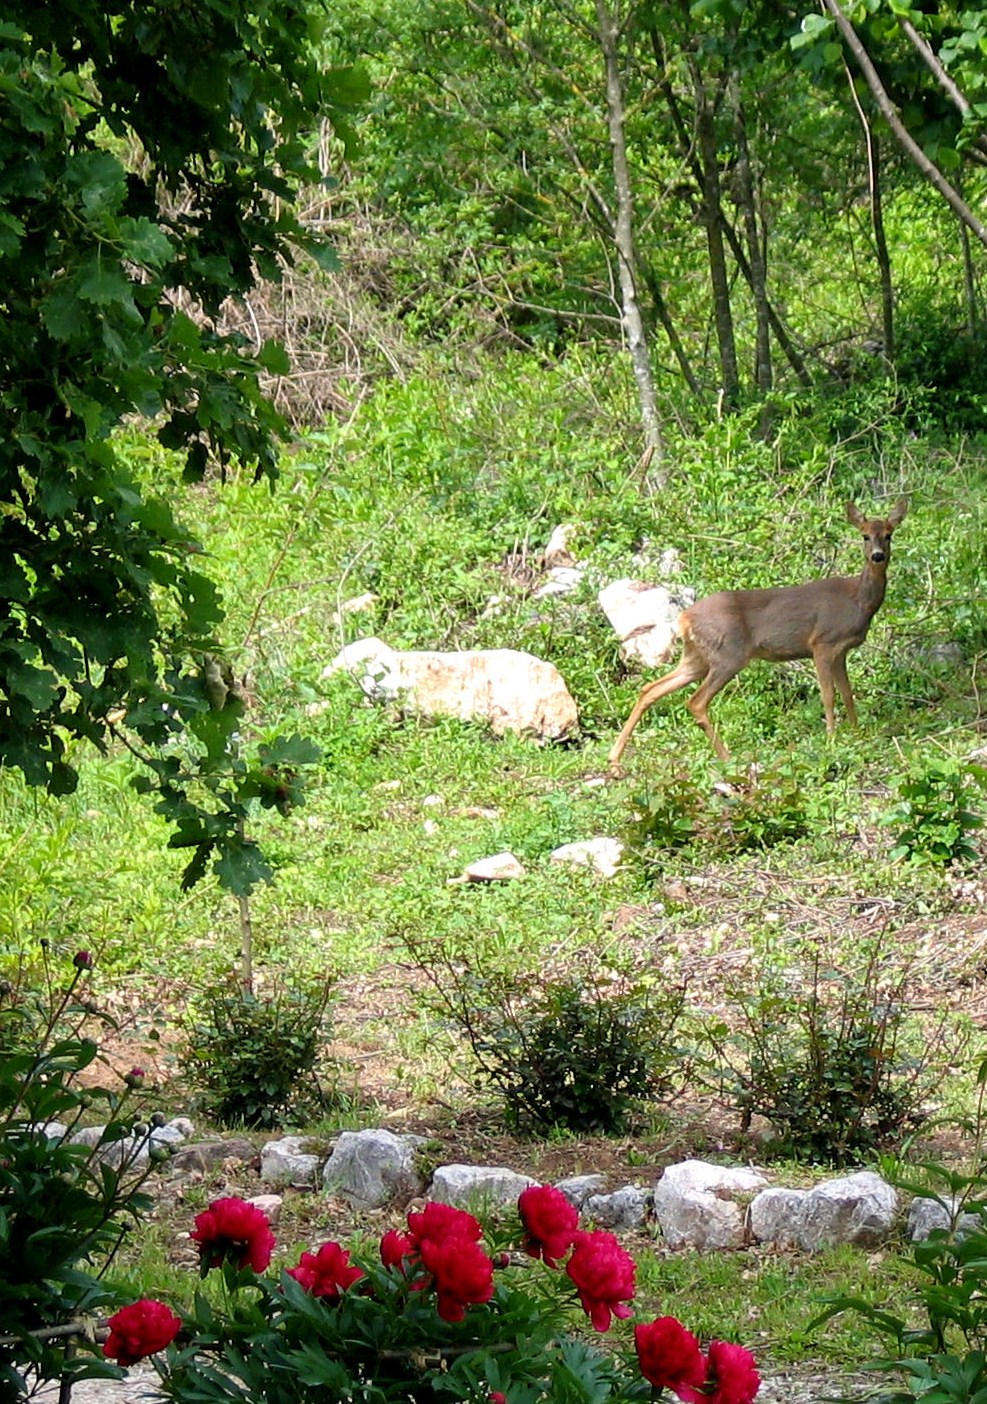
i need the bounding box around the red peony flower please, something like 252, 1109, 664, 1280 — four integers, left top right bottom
103, 1299, 181, 1367
704, 1341, 761, 1404
489, 1393, 507, 1403
564, 1229, 635, 1332
518, 1184, 579, 1268
287, 1240, 364, 1300
380, 1227, 418, 1271
418, 1233, 495, 1322
190, 1196, 275, 1274
635, 1317, 707, 1401
406, 1200, 483, 1248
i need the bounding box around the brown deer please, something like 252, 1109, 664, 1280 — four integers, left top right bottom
608, 499, 908, 769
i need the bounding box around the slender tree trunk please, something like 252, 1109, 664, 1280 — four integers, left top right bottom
845, 67, 894, 359
653, 50, 812, 388
594, 0, 664, 458
638, 261, 703, 396
730, 76, 772, 392
960, 215, 979, 338
868, 131, 894, 361
823, 0, 987, 251
693, 64, 740, 408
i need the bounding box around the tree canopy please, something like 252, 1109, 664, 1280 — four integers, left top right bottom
0, 2, 364, 889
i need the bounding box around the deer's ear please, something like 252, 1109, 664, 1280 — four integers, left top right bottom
887, 498, 908, 529
845, 501, 866, 528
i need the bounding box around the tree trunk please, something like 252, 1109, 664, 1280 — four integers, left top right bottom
730, 76, 772, 392
693, 64, 740, 408
594, 0, 664, 458
845, 68, 894, 360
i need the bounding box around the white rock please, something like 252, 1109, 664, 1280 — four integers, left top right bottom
331, 592, 378, 624
533, 566, 586, 599
584, 1186, 648, 1228
652, 1160, 770, 1251
556, 1174, 606, 1208
750, 1187, 809, 1246
543, 524, 578, 569
660, 1160, 769, 1195
430, 1164, 537, 1209
321, 640, 578, 740
654, 1184, 748, 1250
460, 852, 525, 883
261, 1135, 323, 1188
247, 1194, 282, 1227
796, 1171, 898, 1251
168, 1117, 195, 1138
907, 1194, 982, 1242
598, 579, 695, 669
322, 1128, 427, 1208
550, 837, 624, 879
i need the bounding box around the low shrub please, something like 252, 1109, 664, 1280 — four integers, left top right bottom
405, 946, 690, 1135
180, 975, 337, 1129
882, 759, 987, 866
707, 940, 955, 1165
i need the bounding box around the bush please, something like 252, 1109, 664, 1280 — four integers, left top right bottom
883, 759, 987, 866
406, 948, 690, 1135
818, 1057, 987, 1401
708, 940, 953, 1165
181, 976, 337, 1129
97, 1186, 761, 1404
0, 951, 163, 1397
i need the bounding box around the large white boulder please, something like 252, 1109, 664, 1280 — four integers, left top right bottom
322, 1129, 427, 1208
322, 639, 578, 740
429, 1164, 537, 1209
598, 580, 695, 668
652, 1159, 769, 1251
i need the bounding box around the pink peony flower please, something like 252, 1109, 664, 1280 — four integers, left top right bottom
418, 1234, 495, 1322
104, 1299, 181, 1366
635, 1317, 707, 1401
518, 1184, 579, 1268
704, 1340, 761, 1404
406, 1201, 483, 1248
564, 1229, 635, 1332
190, 1196, 275, 1273
287, 1241, 364, 1300
380, 1227, 418, 1271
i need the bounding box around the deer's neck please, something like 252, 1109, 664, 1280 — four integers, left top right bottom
856, 561, 888, 619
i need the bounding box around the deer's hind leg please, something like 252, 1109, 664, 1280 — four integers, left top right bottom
608, 642, 709, 771
684, 658, 746, 761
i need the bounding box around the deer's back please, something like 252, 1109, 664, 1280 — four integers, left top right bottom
683, 576, 877, 663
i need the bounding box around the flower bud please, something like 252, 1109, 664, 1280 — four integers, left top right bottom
124, 1067, 145, 1089
151, 1111, 167, 1127
73, 950, 94, 970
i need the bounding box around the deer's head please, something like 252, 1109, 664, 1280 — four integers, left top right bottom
845, 499, 908, 566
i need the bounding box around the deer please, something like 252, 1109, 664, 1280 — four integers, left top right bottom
608, 499, 908, 770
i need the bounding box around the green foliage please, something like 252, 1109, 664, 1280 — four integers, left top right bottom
0, 953, 164, 1396
817, 1060, 987, 1402
709, 941, 946, 1164
181, 976, 337, 1129
407, 949, 689, 1135
0, 2, 362, 886
883, 761, 987, 867
627, 770, 704, 852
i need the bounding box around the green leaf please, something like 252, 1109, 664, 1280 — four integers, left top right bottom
214, 840, 274, 896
